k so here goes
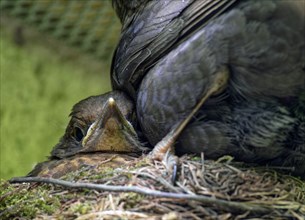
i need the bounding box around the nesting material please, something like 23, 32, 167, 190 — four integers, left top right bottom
3, 154, 305, 219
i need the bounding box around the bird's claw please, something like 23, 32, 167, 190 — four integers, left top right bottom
149, 137, 179, 184
163, 149, 179, 184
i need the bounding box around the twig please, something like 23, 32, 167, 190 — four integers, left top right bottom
98, 155, 119, 165
10, 176, 272, 214
75, 210, 149, 220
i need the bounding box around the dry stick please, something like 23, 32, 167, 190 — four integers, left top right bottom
75, 210, 149, 220
9, 176, 273, 214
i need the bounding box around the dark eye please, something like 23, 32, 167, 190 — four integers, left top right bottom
73, 127, 84, 142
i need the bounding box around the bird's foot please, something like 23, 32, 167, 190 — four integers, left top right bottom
149, 127, 179, 183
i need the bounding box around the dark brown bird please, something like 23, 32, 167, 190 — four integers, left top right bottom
111, 0, 305, 177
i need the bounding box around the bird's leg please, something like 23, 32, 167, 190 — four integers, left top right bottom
150, 67, 230, 180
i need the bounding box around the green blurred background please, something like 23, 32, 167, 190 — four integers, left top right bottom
0, 0, 121, 179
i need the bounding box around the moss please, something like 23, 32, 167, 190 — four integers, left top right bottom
190, 156, 201, 161
0, 179, 60, 219
1, 155, 305, 219
69, 202, 92, 215
131, 157, 151, 169
90, 167, 117, 179
121, 192, 145, 209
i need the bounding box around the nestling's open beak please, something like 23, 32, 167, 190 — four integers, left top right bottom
80, 97, 146, 154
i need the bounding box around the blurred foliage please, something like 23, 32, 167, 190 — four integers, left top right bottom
0, 0, 121, 60
0, 15, 114, 180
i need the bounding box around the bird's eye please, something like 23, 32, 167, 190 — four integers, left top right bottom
73, 127, 84, 142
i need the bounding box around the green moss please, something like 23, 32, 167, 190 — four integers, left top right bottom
89, 172, 115, 180
131, 157, 151, 169
0, 179, 60, 219
69, 202, 92, 215
190, 156, 201, 161
122, 192, 145, 209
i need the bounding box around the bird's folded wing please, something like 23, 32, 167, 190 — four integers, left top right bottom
112, 0, 238, 96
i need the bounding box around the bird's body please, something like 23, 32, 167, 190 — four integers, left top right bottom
39, 0, 305, 179
112, 0, 305, 176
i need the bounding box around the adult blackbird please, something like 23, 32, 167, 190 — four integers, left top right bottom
49, 0, 304, 178
111, 0, 305, 176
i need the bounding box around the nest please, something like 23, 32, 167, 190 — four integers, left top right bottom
1, 154, 305, 219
